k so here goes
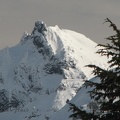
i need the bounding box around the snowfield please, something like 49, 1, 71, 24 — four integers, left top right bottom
0, 21, 108, 120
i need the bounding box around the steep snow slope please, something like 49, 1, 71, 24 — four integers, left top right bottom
47, 26, 107, 79
50, 77, 100, 120
0, 21, 108, 120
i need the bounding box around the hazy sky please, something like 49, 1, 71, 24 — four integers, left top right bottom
0, 0, 120, 49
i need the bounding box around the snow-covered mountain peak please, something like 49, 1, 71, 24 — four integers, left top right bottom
0, 21, 109, 119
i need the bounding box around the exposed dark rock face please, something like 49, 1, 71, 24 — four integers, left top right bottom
0, 89, 24, 112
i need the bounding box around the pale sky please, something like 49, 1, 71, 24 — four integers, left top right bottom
0, 0, 120, 49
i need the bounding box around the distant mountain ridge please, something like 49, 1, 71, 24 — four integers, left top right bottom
0, 21, 108, 119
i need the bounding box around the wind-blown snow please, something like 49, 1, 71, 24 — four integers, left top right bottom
0, 21, 108, 120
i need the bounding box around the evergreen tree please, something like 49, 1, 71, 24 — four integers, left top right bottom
69, 18, 120, 120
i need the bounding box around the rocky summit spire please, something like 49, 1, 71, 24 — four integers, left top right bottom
32, 21, 47, 36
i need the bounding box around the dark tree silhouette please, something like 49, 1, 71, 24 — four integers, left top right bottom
69, 18, 120, 120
